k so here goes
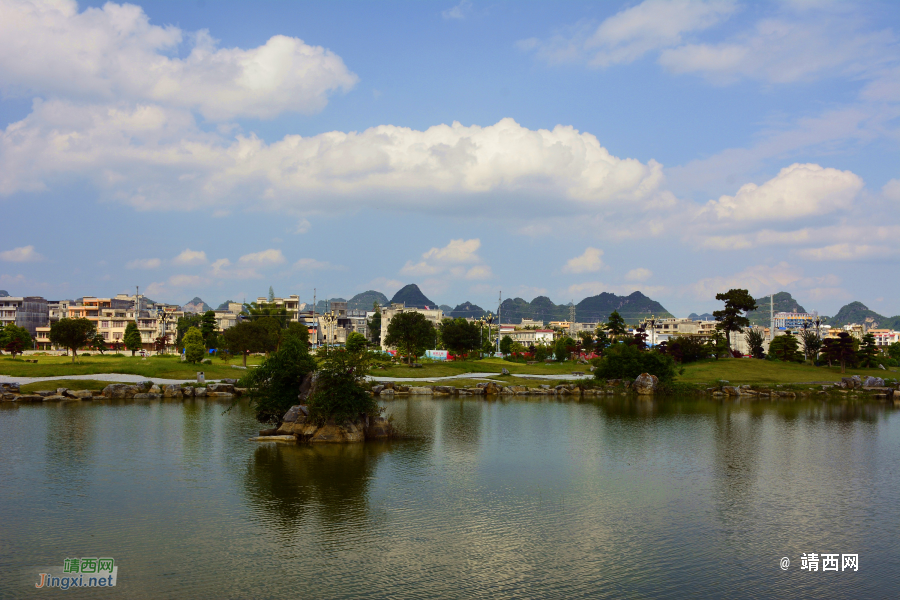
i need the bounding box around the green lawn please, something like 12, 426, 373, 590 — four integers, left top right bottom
0, 354, 262, 379
678, 358, 898, 385
372, 357, 588, 378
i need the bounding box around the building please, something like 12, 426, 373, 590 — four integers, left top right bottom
507, 329, 555, 345
380, 303, 444, 351
773, 311, 818, 330
0, 296, 50, 336
520, 318, 544, 328
868, 329, 900, 347
254, 295, 307, 323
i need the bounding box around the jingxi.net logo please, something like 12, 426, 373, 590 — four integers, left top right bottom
35, 557, 117, 590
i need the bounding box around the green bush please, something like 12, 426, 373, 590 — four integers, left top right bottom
184, 343, 205, 364
242, 337, 317, 424
307, 349, 381, 426
592, 343, 676, 382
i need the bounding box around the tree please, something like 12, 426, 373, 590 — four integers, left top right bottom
603, 310, 628, 339
708, 328, 730, 360
49, 318, 96, 362
183, 326, 206, 363
284, 322, 310, 347
857, 333, 879, 368
712, 289, 758, 352
384, 311, 436, 366
768, 334, 802, 362
440, 318, 481, 358
307, 349, 380, 426
594, 330, 611, 356
800, 330, 822, 363
243, 337, 317, 424
91, 332, 107, 354
175, 313, 202, 348
345, 331, 368, 353
661, 336, 710, 363
1, 324, 32, 357
500, 335, 513, 356
367, 302, 382, 346
154, 333, 170, 354
554, 336, 576, 362
577, 331, 594, 354
124, 322, 143, 356
268, 286, 275, 302
887, 341, 900, 360
744, 328, 766, 359
221, 321, 267, 367
592, 344, 676, 383
242, 301, 289, 329
201, 311, 217, 347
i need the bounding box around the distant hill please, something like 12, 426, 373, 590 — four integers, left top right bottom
499, 291, 672, 325
829, 301, 900, 329
315, 298, 347, 313
688, 313, 716, 321
746, 291, 807, 326
439, 304, 453, 314
449, 301, 485, 319
183, 297, 212, 313
0, 290, 8, 297
217, 300, 237, 310
348, 290, 389, 311
390, 284, 436, 308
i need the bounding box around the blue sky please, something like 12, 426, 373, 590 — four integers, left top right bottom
1, 0, 898, 317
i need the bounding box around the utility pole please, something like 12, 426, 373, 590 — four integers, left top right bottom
135, 286, 140, 323
569, 301, 575, 336
496, 291, 502, 355
770, 293, 774, 342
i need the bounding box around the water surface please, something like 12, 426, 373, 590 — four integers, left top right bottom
1, 396, 897, 598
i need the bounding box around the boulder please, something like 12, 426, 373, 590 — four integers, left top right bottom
0, 383, 20, 394
181, 386, 195, 398
221, 378, 239, 385
633, 373, 659, 395
56, 388, 68, 396
15, 395, 43, 402
64, 390, 94, 399
282, 404, 304, 423
1, 393, 16, 401
193, 387, 207, 397
409, 386, 433, 395
864, 376, 885, 387
371, 385, 385, 395
841, 376, 862, 390
35, 390, 55, 397
137, 381, 154, 391
310, 420, 365, 443
501, 368, 510, 376
42, 395, 68, 402
207, 383, 235, 394
365, 416, 393, 439
133, 393, 161, 400
162, 384, 183, 398
722, 386, 741, 396
149, 384, 161, 394
102, 384, 140, 398
467, 387, 484, 395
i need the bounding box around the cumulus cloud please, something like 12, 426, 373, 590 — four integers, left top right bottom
0, 245, 43, 262
519, 0, 736, 66
126, 258, 161, 269
442, 0, 472, 20
210, 258, 261, 280
562, 247, 604, 273
237, 249, 285, 266
173, 249, 207, 265
400, 239, 493, 281
0, 107, 666, 215
686, 261, 803, 299
0, 0, 357, 120
294, 258, 336, 271
883, 179, 900, 202
702, 163, 863, 222
625, 267, 652, 282
796, 244, 895, 261
294, 218, 312, 234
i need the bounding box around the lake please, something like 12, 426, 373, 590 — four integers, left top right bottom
1, 396, 898, 598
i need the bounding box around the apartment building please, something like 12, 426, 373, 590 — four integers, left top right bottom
0, 296, 49, 336
380, 303, 444, 351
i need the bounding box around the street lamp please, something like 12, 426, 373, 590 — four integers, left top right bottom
485, 313, 494, 358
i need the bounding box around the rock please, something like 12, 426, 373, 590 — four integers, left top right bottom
1, 393, 15, 401
371, 385, 384, 394
310, 420, 365, 443
879, 364, 886, 370
409, 386, 433, 395
207, 383, 235, 394
298, 373, 317, 403
234, 388, 247, 396
181, 386, 195, 398
501, 368, 510, 376
133, 393, 161, 400
467, 387, 484, 395
15, 395, 43, 402
259, 428, 279, 436
365, 416, 393, 439
607, 379, 621, 386
397, 385, 410, 392
722, 386, 741, 396
42, 395, 68, 402
149, 384, 161, 394
0, 383, 20, 394
864, 376, 885, 387
206, 392, 234, 398
633, 373, 659, 395
35, 390, 55, 397
194, 387, 207, 397
380, 388, 395, 396
102, 384, 140, 398
841, 376, 862, 390
283, 405, 303, 423
56, 388, 68, 395
162, 384, 183, 398
221, 378, 239, 385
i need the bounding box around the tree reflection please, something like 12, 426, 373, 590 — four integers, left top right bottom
242, 442, 391, 534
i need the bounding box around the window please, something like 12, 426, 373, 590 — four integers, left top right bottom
114, 333, 122, 340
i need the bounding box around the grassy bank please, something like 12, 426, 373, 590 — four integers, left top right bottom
18, 379, 119, 394
0, 354, 262, 379
678, 358, 898, 385
373, 357, 587, 378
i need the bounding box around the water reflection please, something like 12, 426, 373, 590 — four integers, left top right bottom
243, 442, 391, 533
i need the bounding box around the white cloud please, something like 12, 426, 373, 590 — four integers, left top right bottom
685, 261, 803, 300
796, 244, 895, 261
294, 218, 311, 234
173, 248, 207, 265
422, 239, 482, 264
210, 258, 260, 280
442, 0, 472, 20
237, 249, 285, 266
465, 265, 493, 280
144, 281, 166, 297
400, 261, 442, 276
625, 268, 652, 282
883, 179, 900, 202
169, 274, 208, 287
126, 258, 161, 269
519, 0, 736, 67
294, 258, 335, 271
0, 0, 357, 120
563, 247, 604, 273
0, 108, 666, 215
702, 163, 863, 222
0, 245, 42, 262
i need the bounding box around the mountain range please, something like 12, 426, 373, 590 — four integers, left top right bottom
0, 290, 8, 297
498, 291, 672, 325
182, 297, 213, 313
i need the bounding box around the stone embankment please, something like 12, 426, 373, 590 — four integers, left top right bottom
251, 404, 393, 444
369, 380, 629, 398
0, 379, 247, 402
704, 374, 899, 402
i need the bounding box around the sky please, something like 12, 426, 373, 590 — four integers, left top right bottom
0, 0, 898, 318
